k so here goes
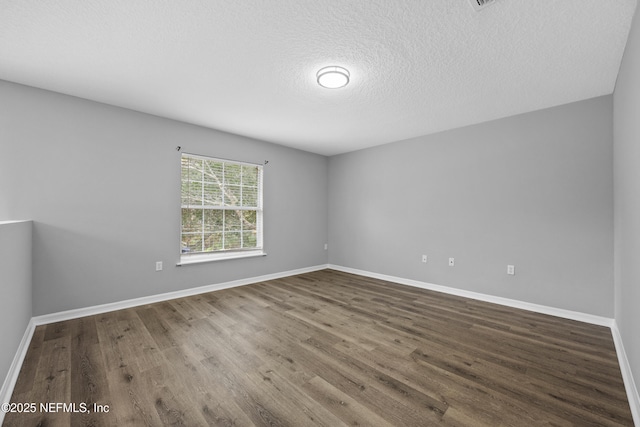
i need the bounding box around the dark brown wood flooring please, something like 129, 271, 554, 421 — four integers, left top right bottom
4, 269, 634, 426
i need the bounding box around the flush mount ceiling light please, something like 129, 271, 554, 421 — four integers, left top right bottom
316, 66, 350, 89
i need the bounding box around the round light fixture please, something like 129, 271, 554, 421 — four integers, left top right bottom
316, 66, 350, 89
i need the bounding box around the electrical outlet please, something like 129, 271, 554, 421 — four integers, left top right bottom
324, 243, 328, 250
507, 265, 515, 275
422, 254, 428, 263
449, 257, 455, 266
156, 261, 163, 271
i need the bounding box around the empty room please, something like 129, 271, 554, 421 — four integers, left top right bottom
1, 0, 639, 426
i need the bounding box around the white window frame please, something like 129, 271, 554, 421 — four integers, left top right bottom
178, 153, 265, 265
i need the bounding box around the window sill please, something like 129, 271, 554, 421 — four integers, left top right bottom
177, 250, 266, 266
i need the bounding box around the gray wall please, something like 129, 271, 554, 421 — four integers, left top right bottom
0, 221, 32, 398
0, 81, 328, 316
329, 96, 614, 317
613, 4, 640, 407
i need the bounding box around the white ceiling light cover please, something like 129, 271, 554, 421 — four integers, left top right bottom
316, 66, 350, 89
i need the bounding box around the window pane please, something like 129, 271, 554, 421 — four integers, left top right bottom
182, 234, 202, 253
225, 232, 242, 249
242, 186, 258, 207
242, 231, 257, 248
242, 210, 257, 230
242, 165, 258, 187
181, 181, 190, 205
225, 163, 242, 185
181, 209, 202, 233
203, 209, 223, 231
224, 210, 241, 231
203, 183, 222, 206
181, 158, 191, 182
203, 233, 223, 252
187, 181, 202, 205
225, 185, 241, 207
187, 159, 203, 181
203, 160, 223, 184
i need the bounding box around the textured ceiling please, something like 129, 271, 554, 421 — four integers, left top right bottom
0, 0, 637, 155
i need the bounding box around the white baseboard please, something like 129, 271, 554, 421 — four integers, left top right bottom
328, 264, 614, 327
0, 318, 36, 425
611, 322, 640, 426
33, 264, 328, 326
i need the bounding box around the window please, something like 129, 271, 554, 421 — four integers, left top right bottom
180, 153, 264, 263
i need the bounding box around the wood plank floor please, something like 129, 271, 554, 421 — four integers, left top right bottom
4, 269, 634, 426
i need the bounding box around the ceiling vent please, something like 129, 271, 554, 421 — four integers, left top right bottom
468, 0, 496, 11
